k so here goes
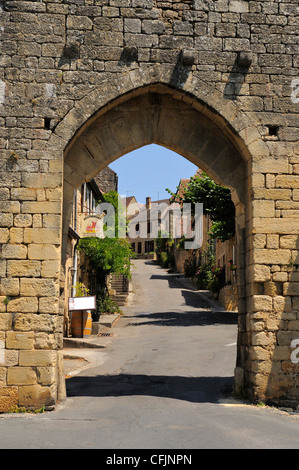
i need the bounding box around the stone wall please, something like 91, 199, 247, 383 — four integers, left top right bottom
219, 284, 238, 311
0, 0, 298, 410
93, 167, 118, 195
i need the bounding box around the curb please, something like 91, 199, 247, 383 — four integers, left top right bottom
175, 276, 237, 313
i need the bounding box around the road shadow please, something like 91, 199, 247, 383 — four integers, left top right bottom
124, 309, 237, 328
180, 289, 212, 308
66, 373, 234, 404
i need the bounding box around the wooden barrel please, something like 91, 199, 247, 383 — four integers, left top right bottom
71, 310, 92, 338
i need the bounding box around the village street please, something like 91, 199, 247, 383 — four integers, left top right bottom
0, 260, 299, 450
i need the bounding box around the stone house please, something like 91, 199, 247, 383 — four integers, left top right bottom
127, 196, 172, 257
122, 196, 143, 220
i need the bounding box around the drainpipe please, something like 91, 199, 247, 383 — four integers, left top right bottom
71, 240, 79, 297
71, 189, 79, 297
83, 182, 86, 214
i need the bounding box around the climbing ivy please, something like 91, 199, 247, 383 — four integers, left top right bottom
78, 236, 134, 280
78, 191, 135, 295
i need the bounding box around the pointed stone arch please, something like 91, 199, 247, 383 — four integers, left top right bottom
53, 68, 267, 403
50, 65, 267, 250
0, 1, 297, 415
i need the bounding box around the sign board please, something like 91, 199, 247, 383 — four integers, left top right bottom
80, 214, 104, 237
68, 296, 96, 311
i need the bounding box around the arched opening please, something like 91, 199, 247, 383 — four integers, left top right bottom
62, 85, 249, 395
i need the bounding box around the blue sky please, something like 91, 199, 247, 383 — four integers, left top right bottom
109, 144, 198, 204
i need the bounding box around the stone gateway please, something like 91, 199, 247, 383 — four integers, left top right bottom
0, 0, 298, 411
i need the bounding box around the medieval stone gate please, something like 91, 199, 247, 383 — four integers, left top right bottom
0, 0, 298, 411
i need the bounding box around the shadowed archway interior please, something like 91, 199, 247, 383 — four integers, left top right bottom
62, 86, 248, 387
63, 88, 247, 241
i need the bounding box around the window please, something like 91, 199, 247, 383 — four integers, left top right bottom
145, 241, 154, 253
82, 182, 97, 215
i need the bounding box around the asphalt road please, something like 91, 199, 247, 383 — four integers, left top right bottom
0, 260, 299, 451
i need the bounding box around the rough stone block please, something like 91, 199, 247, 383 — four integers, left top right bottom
7, 367, 37, 386
252, 200, 275, 218
13, 214, 32, 228
14, 313, 56, 333
249, 264, 271, 282
0, 314, 13, 331
252, 249, 291, 265
20, 279, 58, 297
67, 16, 93, 30
19, 384, 56, 409
24, 228, 61, 244
0, 278, 19, 296
19, 350, 56, 367
6, 331, 35, 350
28, 244, 60, 260
252, 331, 276, 347
36, 367, 55, 386
6, 297, 39, 313
283, 283, 299, 296
38, 297, 59, 314
0, 386, 18, 413
1, 244, 27, 259
276, 175, 299, 189
7, 260, 41, 278
0, 229, 9, 244
249, 295, 273, 312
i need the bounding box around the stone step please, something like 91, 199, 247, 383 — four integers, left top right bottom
110, 297, 127, 306
63, 336, 111, 349
93, 313, 121, 329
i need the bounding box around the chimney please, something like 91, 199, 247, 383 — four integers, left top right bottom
146, 197, 151, 209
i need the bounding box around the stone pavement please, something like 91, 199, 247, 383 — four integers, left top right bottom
63, 313, 121, 378
62, 280, 229, 380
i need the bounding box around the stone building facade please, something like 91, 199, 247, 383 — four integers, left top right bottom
128, 196, 170, 257
0, 1, 298, 411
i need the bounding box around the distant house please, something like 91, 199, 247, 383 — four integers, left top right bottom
126, 196, 172, 257
121, 196, 143, 220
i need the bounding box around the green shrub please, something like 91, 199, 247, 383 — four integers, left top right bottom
97, 295, 122, 315
160, 251, 169, 268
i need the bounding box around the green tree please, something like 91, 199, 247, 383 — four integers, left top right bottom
154, 230, 174, 268
99, 190, 127, 238
78, 237, 133, 280
167, 172, 235, 241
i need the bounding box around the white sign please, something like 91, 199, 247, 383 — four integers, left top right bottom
80, 215, 104, 237
68, 296, 96, 311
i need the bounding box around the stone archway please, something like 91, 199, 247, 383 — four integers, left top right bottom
1, 65, 297, 411
0, 0, 297, 414
60, 78, 252, 404
55, 74, 298, 408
